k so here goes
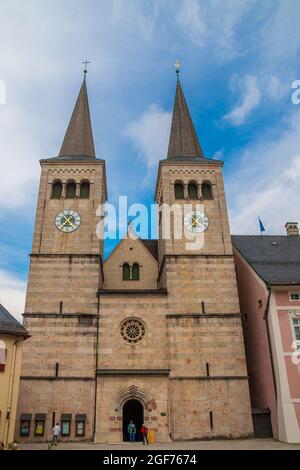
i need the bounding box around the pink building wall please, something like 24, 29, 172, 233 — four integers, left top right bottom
233, 249, 278, 438
274, 292, 300, 428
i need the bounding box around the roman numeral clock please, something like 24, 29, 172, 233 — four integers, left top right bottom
55, 209, 81, 233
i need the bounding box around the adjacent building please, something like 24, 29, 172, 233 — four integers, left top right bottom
0, 304, 28, 447
233, 223, 300, 443
16, 73, 253, 443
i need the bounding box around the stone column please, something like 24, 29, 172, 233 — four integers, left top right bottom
184, 183, 188, 199
76, 182, 80, 198
197, 183, 203, 200
61, 182, 67, 198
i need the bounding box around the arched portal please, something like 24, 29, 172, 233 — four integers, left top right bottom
122, 399, 144, 442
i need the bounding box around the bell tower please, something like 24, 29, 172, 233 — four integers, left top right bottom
155, 69, 253, 439
17, 75, 107, 441
156, 72, 232, 263
26, 76, 107, 315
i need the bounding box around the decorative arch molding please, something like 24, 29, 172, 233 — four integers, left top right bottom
113, 385, 156, 414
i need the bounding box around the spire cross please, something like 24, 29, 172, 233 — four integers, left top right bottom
83, 60, 90, 77
174, 60, 181, 82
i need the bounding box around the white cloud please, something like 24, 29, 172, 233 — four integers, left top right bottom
0, 0, 165, 212
124, 104, 172, 169
0, 104, 41, 209
227, 112, 300, 234
0, 269, 26, 323
224, 75, 261, 125
175, 0, 253, 62
266, 75, 285, 101
260, 0, 300, 65
176, 0, 207, 47
212, 149, 224, 160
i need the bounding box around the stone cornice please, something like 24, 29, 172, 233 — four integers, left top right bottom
169, 376, 249, 381
21, 376, 94, 381
22, 313, 98, 319
29, 253, 102, 259
98, 289, 167, 296
166, 313, 242, 319
96, 369, 170, 376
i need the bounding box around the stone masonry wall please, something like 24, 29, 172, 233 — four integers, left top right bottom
16, 379, 95, 442
98, 293, 168, 370
25, 255, 100, 315
170, 379, 253, 439
21, 316, 97, 377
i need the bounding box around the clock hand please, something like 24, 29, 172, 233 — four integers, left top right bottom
61, 216, 72, 226
191, 216, 205, 229
194, 216, 204, 228
59, 216, 74, 229
191, 217, 199, 227
63, 216, 73, 227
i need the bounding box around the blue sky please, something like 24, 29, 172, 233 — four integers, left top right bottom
1, 0, 300, 319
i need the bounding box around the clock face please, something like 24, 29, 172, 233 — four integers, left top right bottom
184, 211, 209, 233
55, 210, 81, 233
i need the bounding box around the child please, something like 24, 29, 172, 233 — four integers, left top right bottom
140, 424, 149, 445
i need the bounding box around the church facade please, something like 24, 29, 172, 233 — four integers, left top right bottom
16, 73, 253, 442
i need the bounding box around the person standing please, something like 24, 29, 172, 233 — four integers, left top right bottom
140, 424, 149, 445
127, 420, 136, 442
51, 422, 61, 446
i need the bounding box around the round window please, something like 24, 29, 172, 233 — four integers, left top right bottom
120, 318, 145, 345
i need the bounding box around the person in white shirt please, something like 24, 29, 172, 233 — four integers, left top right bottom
52, 423, 60, 445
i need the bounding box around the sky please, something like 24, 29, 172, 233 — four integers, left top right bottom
0, 0, 300, 321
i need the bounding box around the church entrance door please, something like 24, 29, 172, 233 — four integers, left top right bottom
122, 399, 144, 442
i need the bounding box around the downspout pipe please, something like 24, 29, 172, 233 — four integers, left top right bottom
93, 293, 100, 441
4, 337, 22, 448
263, 284, 277, 400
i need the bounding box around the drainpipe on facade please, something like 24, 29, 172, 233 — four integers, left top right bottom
263, 284, 278, 401
93, 293, 100, 441
4, 337, 22, 448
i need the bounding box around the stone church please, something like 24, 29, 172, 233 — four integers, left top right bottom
16, 71, 253, 443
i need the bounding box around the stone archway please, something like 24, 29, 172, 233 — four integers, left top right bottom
122, 399, 144, 442
112, 385, 156, 441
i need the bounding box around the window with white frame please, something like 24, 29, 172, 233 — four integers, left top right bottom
292, 315, 300, 351
0, 339, 6, 372
289, 311, 300, 351
289, 310, 300, 351
290, 292, 300, 301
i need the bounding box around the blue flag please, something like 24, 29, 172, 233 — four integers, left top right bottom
258, 217, 266, 234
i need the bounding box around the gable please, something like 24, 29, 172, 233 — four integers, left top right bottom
103, 237, 158, 290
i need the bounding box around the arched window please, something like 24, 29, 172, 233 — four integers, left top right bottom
174, 182, 184, 199
51, 181, 62, 199
66, 181, 76, 199
188, 182, 198, 200
123, 263, 130, 280
0, 340, 6, 372
202, 182, 213, 200
132, 263, 140, 281
80, 181, 90, 199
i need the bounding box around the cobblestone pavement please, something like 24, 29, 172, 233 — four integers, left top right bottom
18, 439, 300, 451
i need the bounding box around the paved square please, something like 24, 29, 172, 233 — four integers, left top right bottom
18, 439, 300, 451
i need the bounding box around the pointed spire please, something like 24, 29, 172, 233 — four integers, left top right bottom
167, 67, 204, 159
59, 77, 95, 158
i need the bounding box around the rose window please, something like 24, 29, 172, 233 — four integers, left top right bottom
120, 318, 145, 344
